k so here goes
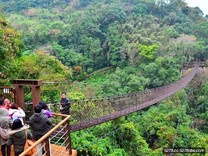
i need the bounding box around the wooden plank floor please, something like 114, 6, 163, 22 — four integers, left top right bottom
50, 144, 77, 156
8, 144, 77, 156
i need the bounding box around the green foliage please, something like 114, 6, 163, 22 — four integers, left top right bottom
71, 98, 114, 125
0, 0, 208, 155
71, 129, 127, 156
106, 149, 127, 156
84, 66, 149, 97
132, 3, 148, 15
134, 91, 208, 153
9, 51, 72, 80
164, 27, 179, 38
0, 14, 23, 85
68, 91, 85, 101
138, 44, 159, 61
187, 77, 208, 134
112, 122, 151, 155
105, 23, 127, 67
193, 21, 208, 40
7, 51, 72, 101
51, 42, 84, 67
2, 0, 206, 73
139, 57, 181, 88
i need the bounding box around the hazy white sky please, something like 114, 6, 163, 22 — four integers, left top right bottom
185, 0, 208, 15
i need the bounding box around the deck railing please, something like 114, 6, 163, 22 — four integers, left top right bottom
19, 113, 72, 156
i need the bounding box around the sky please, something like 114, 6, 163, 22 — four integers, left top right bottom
185, 0, 208, 15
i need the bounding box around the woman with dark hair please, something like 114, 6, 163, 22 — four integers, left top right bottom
11, 118, 22, 130
39, 101, 52, 118
8, 119, 32, 156
2, 98, 11, 110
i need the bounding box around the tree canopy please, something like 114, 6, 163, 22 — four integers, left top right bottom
0, 0, 208, 155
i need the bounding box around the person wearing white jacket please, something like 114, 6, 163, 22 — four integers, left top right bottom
8, 103, 26, 126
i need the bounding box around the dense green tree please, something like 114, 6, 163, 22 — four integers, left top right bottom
0, 14, 23, 85
139, 57, 181, 88
96, 67, 149, 96
2, 0, 206, 73
9, 50, 72, 80
112, 121, 151, 155
138, 44, 159, 61
192, 21, 208, 44
8, 51, 72, 100
51, 42, 84, 67
0, 1, 208, 155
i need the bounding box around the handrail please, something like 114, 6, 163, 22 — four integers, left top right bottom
19, 113, 71, 156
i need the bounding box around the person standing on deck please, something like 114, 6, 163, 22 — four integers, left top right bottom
0, 107, 11, 156
8, 103, 26, 126
7, 119, 32, 156
29, 105, 52, 156
2, 98, 11, 110
39, 101, 52, 118
60, 92, 71, 115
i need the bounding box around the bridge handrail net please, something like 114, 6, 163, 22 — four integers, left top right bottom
67, 61, 199, 131
40, 61, 199, 132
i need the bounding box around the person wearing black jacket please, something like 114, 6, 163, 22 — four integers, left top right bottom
60, 92, 71, 115
29, 105, 52, 156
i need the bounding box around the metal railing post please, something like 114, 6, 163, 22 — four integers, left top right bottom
45, 137, 51, 156
66, 121, 72, 155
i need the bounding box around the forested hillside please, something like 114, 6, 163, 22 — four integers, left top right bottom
0, 0, 208, 155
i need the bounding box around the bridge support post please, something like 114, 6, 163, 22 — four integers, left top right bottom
14, 85, 24, 109
31, 86, 41, 106
13, 79, 42, 110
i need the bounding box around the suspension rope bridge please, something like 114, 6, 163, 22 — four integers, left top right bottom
1, 61, 202, 156
47, 61, 199, 132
